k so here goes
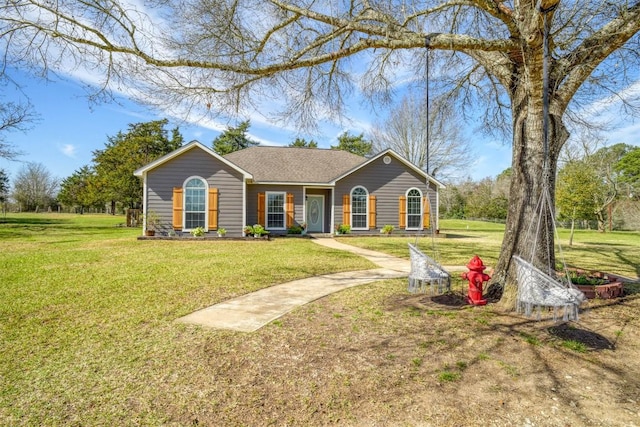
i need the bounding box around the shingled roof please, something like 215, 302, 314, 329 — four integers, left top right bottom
224, 146, 366, 183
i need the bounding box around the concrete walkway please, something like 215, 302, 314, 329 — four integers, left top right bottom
177, 239, 413, 332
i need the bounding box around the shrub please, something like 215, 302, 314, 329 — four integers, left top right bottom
381, 224, 395, 235
252, 224, 269, 236
287, 225, 303, 234
336, 224, 351, 234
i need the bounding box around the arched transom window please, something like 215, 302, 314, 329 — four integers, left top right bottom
407, 188, 423, 229
351, 186, 368, 230
184, 177, 207, 230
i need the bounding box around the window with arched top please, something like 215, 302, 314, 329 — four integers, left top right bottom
351, 186, 368, 230
184, 177, 207, 230
406, 188, 423, 229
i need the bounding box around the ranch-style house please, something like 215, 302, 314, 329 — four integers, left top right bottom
133, 141, 444, 237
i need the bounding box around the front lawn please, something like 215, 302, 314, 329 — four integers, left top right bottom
0, 213, 373, 424
1, 214, 638, 426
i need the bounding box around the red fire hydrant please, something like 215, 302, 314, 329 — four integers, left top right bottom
462, 255, 490, 306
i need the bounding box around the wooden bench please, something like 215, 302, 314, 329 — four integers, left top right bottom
407, 243, 451, 295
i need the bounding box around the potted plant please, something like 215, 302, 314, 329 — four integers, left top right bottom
217, 228, 227, 237
252, 224, 269, 238
144, 210, 161, 236
190, 226, 206, 237
381, 224, 395, 235
243, 225, 254, 237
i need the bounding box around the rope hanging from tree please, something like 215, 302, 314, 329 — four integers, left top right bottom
407, 36, 451, 296
513, 6, 585, 320
415, 35, 441, 261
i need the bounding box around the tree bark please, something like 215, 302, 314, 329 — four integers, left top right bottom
488, 97, 570, 308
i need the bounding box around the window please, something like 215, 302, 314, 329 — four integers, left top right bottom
266, 192, 286, 229
407, 188, 422, 229
351, 186, 368, 229
184, 178, 207, 230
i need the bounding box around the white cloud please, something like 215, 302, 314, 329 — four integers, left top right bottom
584, 80, 640, 117
13, 0, 383, 152
59, 143, 77, 158
607, 121, 640, 146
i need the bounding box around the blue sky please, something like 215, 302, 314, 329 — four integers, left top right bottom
2, 66, 638, 187
1, 0, 639, 190
0, 67, 517, 185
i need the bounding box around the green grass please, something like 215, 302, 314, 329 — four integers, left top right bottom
1, 213, 638, 425
336, 218, 505, 267
437, 370, 461, 382
498, 361, 520, 377
519, 332, 541, 346
561, 339, 588, 353
0, 213, 375, 424
338, 218, 640, 278
0, 212, 133, 240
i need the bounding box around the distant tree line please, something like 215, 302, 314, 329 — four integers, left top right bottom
11, 163, 59, 212
439, 169, 511, 222
555, 143, 640, 240
2, 114, 637, 234
440, 144, 640, 233
211, 120, 373, 156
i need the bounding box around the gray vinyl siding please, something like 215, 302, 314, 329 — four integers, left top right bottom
246, 184, 304, 234
334, 156, 438, 233
144, 146, 245, 236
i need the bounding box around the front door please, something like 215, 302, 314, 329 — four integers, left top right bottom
305, 195, 324, 233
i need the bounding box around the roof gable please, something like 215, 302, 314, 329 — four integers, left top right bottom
133, 140, 253, 178
331, 149, 445, 188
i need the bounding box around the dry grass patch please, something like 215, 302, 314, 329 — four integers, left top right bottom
119, 279, 640, 426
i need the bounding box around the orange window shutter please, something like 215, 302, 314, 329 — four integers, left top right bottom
342, 194, 351, 226
172, 187, 183, 230
208, 188, 219, 230
286, 193, 294, 228
399, 196, 406, 229
369, 195, 376, 229
257, 193, 266, 225
423, 196, 431, 229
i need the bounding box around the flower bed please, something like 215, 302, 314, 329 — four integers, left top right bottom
567, 269, 624, 299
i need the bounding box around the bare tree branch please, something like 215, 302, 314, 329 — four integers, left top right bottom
0, 75, 37, 159
555, 1, 640, 111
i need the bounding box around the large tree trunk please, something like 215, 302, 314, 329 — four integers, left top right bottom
486, 43, 570, 306
489, 108, 569, 308
482, 4, 574, 309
